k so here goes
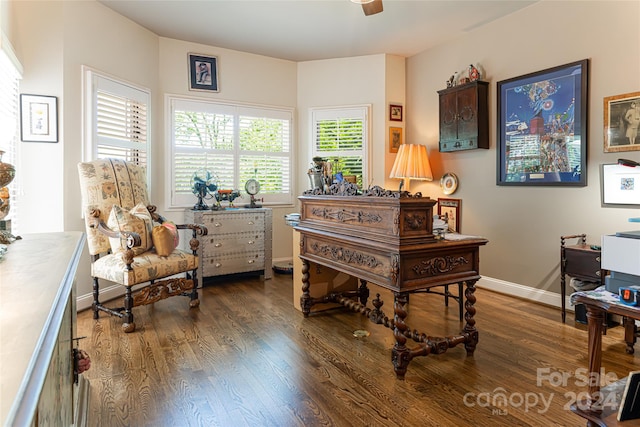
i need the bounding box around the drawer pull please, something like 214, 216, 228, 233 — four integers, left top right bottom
596, 271, 601, 277
214, 243, 222, 248
596, 256, 600, 262
248, 240, 255, 245
248, 221, 255, 225
248, 259, 255, 264
215, 262, 222, 268
214, 222, 222, 227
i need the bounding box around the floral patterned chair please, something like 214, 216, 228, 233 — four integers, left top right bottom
77, 158, 207, 332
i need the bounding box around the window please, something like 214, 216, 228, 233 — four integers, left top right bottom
83, 67, 150, 181
168, 96, 293, 208
311, 105, 370, 187
0, 33, 22, 233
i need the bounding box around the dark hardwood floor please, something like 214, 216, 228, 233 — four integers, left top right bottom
77, 273, 639, 426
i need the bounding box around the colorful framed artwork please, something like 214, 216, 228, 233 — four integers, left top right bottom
437, 198, 461, 232
603, 91, 640, 152
20, 94, 58, 143
389, 104, 403, 122
497, 59, 589, 186
188, 53, 219, 92
389, 127, 403, 153
601, 163, 640, 207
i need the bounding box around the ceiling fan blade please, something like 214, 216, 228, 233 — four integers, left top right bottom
362, 0, 383, 16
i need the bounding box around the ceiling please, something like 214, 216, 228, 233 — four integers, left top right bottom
98, 0, 538, 62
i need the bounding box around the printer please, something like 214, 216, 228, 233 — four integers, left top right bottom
602, 231, 640, 293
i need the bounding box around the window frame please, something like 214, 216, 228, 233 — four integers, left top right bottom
82, 66, 151, 187
310, 104, 371, 188
165, 94, 295, 210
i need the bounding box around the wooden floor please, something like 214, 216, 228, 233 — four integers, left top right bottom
77, 273, 640, 427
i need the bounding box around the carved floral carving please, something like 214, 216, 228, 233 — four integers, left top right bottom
412, 256, 469, 276
310, 207, 382, 225
310, 241, 382, 270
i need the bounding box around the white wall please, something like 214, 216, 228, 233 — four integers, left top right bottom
405, 0, 640, 297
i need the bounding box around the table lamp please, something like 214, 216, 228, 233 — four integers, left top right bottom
389, 143, 433, 192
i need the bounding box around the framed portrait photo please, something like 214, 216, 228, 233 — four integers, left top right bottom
437, 198, 461, 233
603, 91, 640, 152
389, 127, 403, 153
497, 59, 589, 186
389, 104, 403, 122
20, 94, 58, 143
188, 53, 219, 92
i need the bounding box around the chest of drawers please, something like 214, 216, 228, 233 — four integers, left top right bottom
185, 208, 272, 279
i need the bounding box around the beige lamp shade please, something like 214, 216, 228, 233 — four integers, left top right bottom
389, 144, 433, 191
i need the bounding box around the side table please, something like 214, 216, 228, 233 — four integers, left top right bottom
561, 234, 605, 323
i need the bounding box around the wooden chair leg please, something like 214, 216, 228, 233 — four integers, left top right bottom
122, 285, 135, 333
92, 276, 100, 320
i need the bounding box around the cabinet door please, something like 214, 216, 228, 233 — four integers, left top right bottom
439, 90, 458, 145
456, 86, 478, 144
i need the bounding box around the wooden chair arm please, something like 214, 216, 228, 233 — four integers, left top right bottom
88, 209, 142, 249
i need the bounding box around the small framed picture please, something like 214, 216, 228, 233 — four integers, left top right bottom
20, 94, 58, 143
437, 198, 461, 232
601, 163, 640, 206
188, 53, 219, 92
603, 91, 640, 152
389, 127, 403, 153
389, 104, 403, 122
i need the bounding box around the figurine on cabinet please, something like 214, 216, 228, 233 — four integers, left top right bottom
469, 64, 480, 81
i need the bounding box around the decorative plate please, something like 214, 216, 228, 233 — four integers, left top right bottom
440, 172, 459, 195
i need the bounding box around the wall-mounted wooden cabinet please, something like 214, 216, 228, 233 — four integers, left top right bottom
438, 81, 489, 152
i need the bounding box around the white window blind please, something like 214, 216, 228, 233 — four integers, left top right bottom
0, 35, 22, 233
168, 96, 293, 208
311, 105, 370, 187
84, 68, 150, 179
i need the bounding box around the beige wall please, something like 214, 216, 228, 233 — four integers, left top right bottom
6, 0, 640, 311
406, 0, 640, 304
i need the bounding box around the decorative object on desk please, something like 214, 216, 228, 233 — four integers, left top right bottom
603, 91, 640, 152
389, 126, 403, 153
0, 150, 15, 188
497, 59, 588, 186
437, 198, 461, 233
618, 371, 640, 421
20, 94, 58, 142
188, 53, 218, 92
388, 143, 433, 192
244, 178, 262, 208
389, 103, 403, 122
191, 169, 218, 210
215, 189, 241, 209
440, 172, 458, 195
601, 163, 640, 206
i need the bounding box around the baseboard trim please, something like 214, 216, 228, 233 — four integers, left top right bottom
477, 276, 573, 313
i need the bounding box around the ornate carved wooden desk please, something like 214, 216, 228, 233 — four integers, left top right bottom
295, 187, 488, 379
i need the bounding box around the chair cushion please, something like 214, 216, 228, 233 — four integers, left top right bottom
91, 249, 198, 287
107, 202, 154, 256
152, 222, 179, 257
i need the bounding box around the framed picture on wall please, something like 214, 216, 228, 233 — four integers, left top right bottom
188, 53, 219, 92
20, 94, 58, 143
389, 104, 403, 122
497, 59, 589, 186
389, 127, 403, 153
437, 198, 461, 233
603, 91, 640, 152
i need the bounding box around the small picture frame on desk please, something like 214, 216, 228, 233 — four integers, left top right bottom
437, 198, 461, 233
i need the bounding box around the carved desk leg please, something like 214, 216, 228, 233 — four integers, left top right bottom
585, 305, 605, 416
300, 258, 312, 317
391, 292, 410, 380
463, 280, 479, 356
358, 279, 370, 306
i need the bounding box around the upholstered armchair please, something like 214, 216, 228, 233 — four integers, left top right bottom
77, 158, 208, 333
